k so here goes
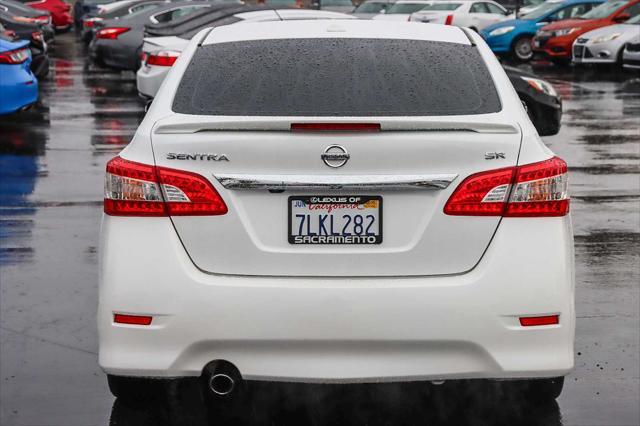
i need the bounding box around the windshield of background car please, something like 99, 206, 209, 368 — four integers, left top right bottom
354, 1, 388, 12
173, 38, 502, 116
322, 0, 353, 5
580, 0, 627, 19
386, 2, 428, 13
419, 3, 462, 10
626, 12, 640, 21
522, 1, 563, 20
266, 0, 297, 5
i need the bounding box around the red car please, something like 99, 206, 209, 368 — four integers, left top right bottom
532, 0, 640, 63
20, 0, 72, 31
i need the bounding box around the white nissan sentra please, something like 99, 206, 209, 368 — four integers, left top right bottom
99, 20, 574, 403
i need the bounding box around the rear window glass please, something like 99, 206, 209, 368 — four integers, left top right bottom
420, 3, 463, 11
172, 38, 501, 116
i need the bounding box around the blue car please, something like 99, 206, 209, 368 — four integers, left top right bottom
481, 0, 605, 61
0, 36, 38, 115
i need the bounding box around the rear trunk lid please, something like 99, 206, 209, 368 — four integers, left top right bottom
151, 116, 521, 277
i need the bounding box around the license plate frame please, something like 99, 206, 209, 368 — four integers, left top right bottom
288, 195, 383, 245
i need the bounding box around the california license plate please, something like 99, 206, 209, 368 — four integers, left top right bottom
288, 196, 382, 245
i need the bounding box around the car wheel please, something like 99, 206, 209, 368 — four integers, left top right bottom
512, 36, 533, 62
107, 375, 164, 403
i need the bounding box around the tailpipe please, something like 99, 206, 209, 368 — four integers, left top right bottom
202, 360, 242, 398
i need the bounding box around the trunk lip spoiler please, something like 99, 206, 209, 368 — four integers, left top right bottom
214, 173, 459, 191
153, 121, 519, 135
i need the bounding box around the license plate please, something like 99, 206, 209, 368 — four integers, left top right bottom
288, 195, 382, 245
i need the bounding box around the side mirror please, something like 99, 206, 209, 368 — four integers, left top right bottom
613, 13, 630, 23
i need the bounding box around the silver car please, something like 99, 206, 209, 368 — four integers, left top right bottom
623, 35, 640, 68
572, 14, 640, 65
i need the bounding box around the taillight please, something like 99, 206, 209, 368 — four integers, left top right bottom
96, 27, 130, 40
84, 18, 101, 28
291, 123, 381, 132
146, 50, 179, 66
444, 14, 454, 25
444, 157, 569, 217
104, 156, 228, 216
0, 48, 30, 64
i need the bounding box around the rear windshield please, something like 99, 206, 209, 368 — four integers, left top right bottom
172, 38, 501, 116
354, 2, 389, 12
386, 2, 428, 13
419, 3, 462, 11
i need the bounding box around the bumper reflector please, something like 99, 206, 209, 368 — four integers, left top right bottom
519, 315, 559, 327
114, 313, 152, 326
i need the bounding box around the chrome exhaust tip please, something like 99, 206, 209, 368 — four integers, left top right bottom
208, 373, 235, 396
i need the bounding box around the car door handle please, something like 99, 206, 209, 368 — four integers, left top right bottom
214, 174, 459, 190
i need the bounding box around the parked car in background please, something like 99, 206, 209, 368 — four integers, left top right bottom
101, 20, 574, 407
138, 7, 355, 98
89, 1, 210, 70
15, 0, 72, 30
504, 65, 562, 135
572, 13, 640, 64
410, 1, 510, 31
0, 0, 53, 41
312, 0, 354, 13
81, 0, 164, 42
372, 0, 430, 19
351, 0, 394, 18
481, 0, 605, 61
622, 35, 640, 67
0, 17, 48, 77
533, 0, 640, 64
0, 34, 37, 115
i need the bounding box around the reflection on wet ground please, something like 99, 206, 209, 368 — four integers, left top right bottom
0, 34, 638, 426
109, 380, 563, 426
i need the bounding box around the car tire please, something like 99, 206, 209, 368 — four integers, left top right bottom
515, 377, 565, 403
107, 375, 165, 403
512, 36, 533, 62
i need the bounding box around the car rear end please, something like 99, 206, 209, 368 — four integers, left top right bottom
137, 36, 187, 98
99, 21, 574, 385
0, 38, 38, 115
623, 36, 640, 68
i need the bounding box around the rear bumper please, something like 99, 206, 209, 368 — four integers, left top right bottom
98, 217, 575, 382
0, 64, 38, 115
136, 64, 169, 98
89, 39, 137, 70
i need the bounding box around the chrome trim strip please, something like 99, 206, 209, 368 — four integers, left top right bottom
215, 174, 458, 190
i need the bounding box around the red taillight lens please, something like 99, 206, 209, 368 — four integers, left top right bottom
444, 14, 454, 25
519, 315, 559, 327
0, 48, 30, 64
104, 156, 227, 216
114, 313, 152, 325
444, 157, 569, 217
96, 27, 130, 40
146, 50, 179, 67
291, 123, 381, 132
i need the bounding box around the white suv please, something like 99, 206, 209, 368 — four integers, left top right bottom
99, 20, 574, 404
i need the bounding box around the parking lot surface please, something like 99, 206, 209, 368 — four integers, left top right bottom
0, 32, 638, 426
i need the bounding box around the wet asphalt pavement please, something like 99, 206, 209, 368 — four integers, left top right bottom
0, 32, 638, 426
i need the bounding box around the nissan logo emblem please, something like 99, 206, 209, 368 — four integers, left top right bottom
321, 145, 350, 168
